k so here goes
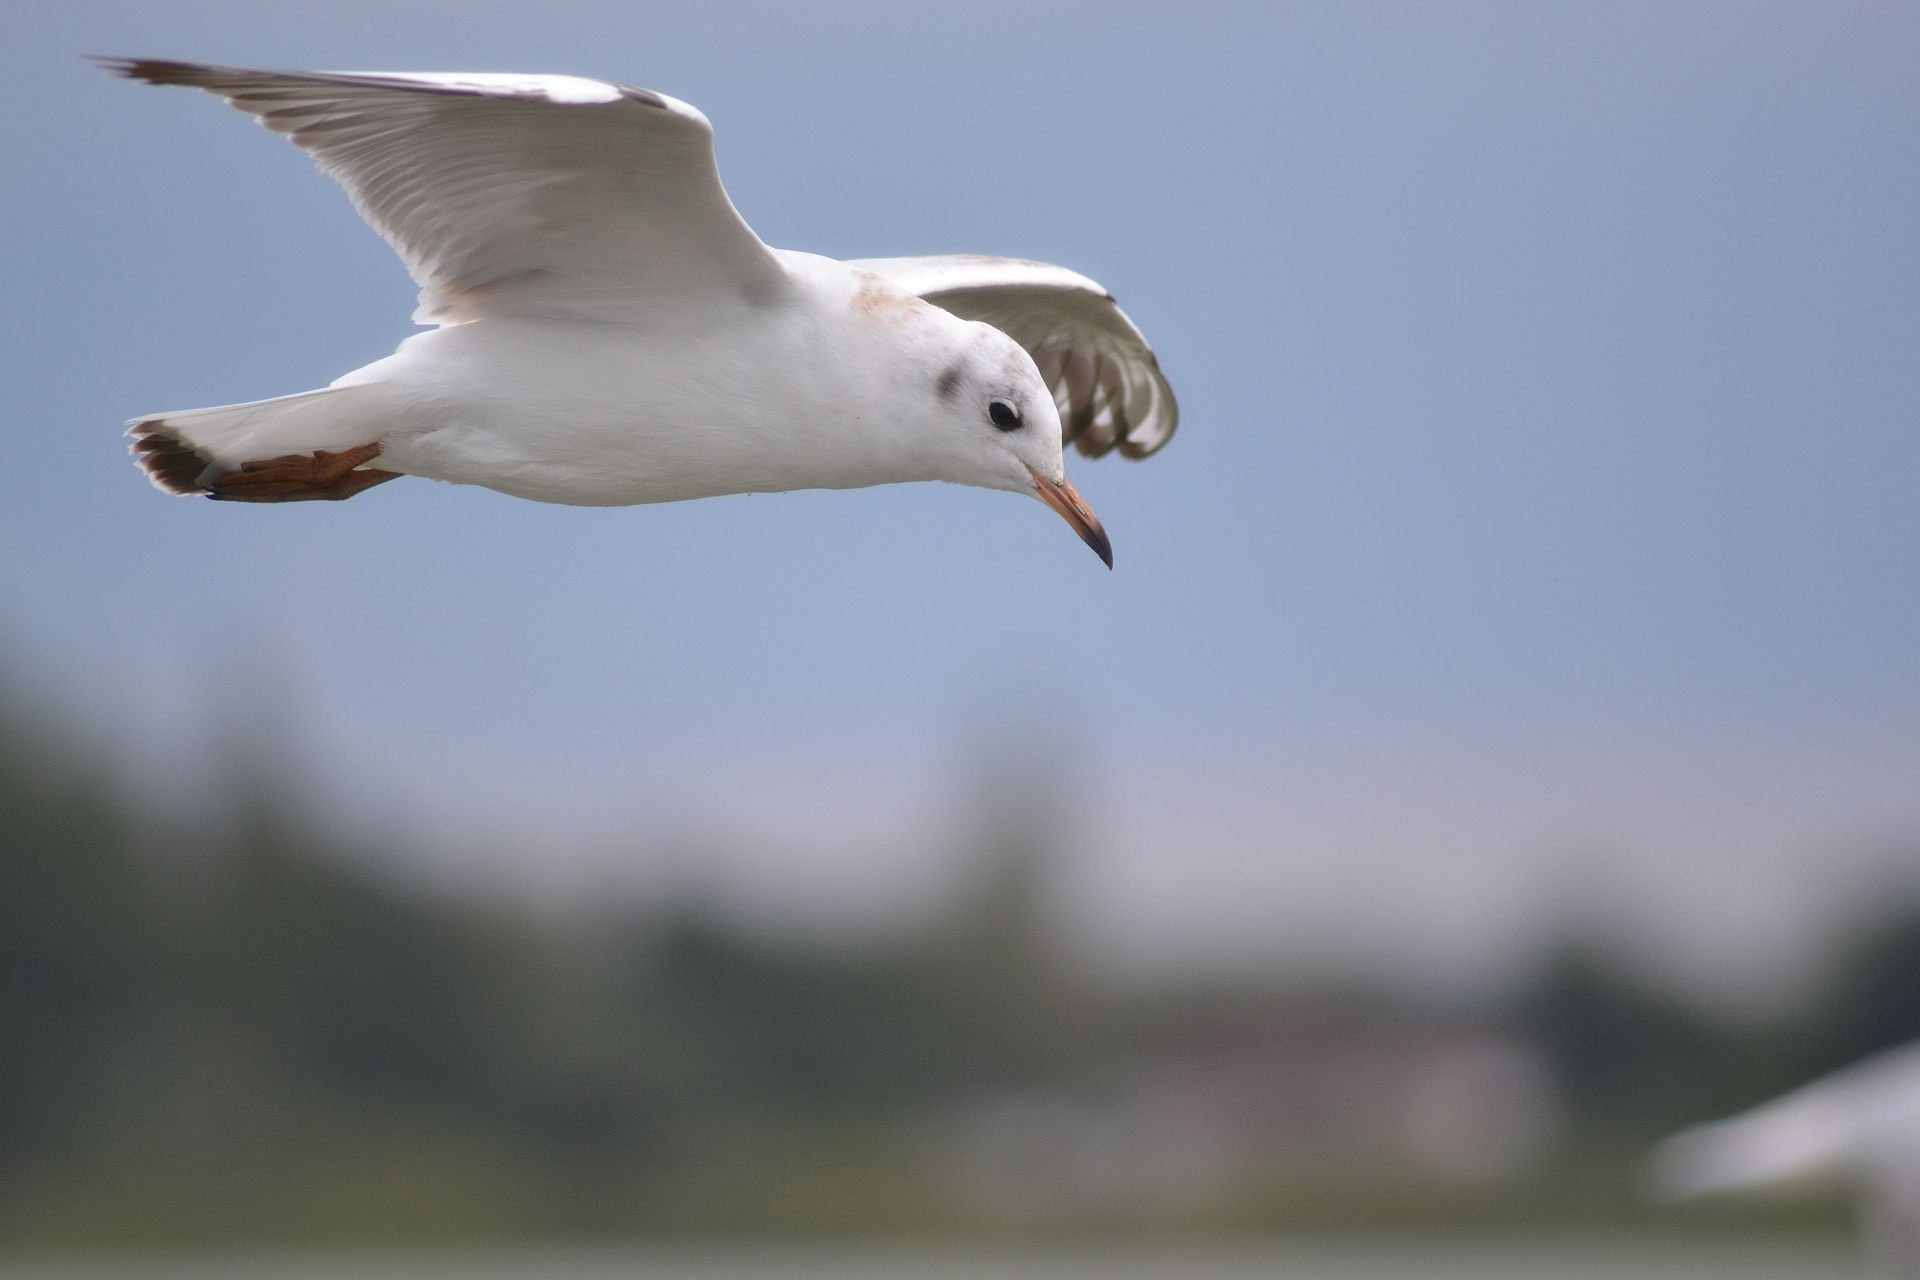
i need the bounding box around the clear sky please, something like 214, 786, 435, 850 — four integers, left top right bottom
7, 1, 1918, 998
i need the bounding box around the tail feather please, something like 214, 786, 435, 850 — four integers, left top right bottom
125, 384, 382, 496
128, 423, 216, 495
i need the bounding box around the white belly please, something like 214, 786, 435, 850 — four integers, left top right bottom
351, 306, 885, 507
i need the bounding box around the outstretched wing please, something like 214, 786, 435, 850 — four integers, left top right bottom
100, 58, 787, 323
847, 254, 1178, 459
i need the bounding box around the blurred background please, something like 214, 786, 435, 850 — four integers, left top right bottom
5, 1, 1919, 1275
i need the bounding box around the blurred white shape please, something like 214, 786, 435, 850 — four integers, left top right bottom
1654, 1041, 1920, 1277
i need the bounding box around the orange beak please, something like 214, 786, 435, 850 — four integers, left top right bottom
1029, 467, 1112, 569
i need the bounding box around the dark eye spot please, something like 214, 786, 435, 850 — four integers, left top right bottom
989, 400, 1021, 430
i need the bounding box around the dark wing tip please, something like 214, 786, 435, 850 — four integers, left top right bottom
1056, 352, 1177, 461
615, 83, 669, 110
90, 57, 218, 87
127, 420, 215, 495
1117, 375, 1178, 460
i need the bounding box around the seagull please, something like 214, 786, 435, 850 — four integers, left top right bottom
1652, 1041, 1920, 1277
101, 58, 1180, 568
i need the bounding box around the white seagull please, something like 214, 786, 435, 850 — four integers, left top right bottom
1653, 1041, 1920, 1277
102, 58, 1181, 568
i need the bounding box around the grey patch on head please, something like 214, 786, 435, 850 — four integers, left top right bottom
617, 84, 669, 109
935, 365, 964, 404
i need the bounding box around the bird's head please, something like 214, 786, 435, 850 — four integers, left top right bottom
919, 319, 1111, 568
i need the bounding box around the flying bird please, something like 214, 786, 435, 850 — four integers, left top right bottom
1653, 1041, 1920, 1277
101, 58, 1180, 568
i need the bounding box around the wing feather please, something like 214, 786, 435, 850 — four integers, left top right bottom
99, 58, 786, 323
848, 254, 1178, 459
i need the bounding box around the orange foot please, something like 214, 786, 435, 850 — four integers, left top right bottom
208, 443, 399, 502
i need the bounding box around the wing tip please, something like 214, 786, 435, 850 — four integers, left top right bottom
90, 56, 214, 87
1063, 354, 1178, 461
615, 83, 669, 110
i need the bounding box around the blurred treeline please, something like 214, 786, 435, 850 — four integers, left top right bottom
3, 684, 1918, 1250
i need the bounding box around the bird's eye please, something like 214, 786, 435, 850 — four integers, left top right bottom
988, 400, 1022, 430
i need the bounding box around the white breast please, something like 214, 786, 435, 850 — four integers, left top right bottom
356, 258, 953, 506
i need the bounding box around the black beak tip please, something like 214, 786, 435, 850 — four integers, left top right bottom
1029, 467, 1113, 570
1088, 527, 1114, 570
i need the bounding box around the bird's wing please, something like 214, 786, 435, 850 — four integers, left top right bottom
846, 254, 1178, 459
101, 58, 787, 324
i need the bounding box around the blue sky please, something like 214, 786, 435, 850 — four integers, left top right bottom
6, 2, 1918, 995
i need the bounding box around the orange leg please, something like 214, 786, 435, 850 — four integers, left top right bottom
207, 443, 399, 502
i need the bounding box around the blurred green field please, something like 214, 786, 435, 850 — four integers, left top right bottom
3, 681, 1903, 1258
0, 1239, 1868, 1280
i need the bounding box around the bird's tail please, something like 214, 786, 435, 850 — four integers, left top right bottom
127, 384, 386, 495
